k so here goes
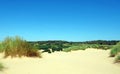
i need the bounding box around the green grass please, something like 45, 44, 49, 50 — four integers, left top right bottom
110, 42, 120, 57
0, 36, 41, 58
63, 44, 112, 52
115, 54, 120, 63
0, 63, 4, 71
63, 44, 87, 52
0, 43, 4, 52
88, 44, 112, 50
109, 42, 120, 63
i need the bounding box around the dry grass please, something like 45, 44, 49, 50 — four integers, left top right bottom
0, 36, 41, 58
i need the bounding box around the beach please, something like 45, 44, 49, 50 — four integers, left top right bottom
0, 48, 120, 74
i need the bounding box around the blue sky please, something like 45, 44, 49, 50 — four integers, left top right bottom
0, 0, 120, 41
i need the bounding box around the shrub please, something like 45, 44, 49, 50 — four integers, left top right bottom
51, 45, 62, 52
110, 42, 120, 57
0, 63, 4, 71
0, 36, 41, 58
115, 54, 120, 63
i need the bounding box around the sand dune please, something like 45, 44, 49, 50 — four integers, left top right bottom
0, 48, 120, 74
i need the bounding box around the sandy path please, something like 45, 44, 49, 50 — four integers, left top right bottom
0, 48, 120, 74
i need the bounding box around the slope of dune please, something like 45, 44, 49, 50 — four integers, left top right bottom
0, 48, 120, 74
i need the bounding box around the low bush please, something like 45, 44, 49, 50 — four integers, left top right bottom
110, 42, 120, 57
0, 36, 41, 58
51, 45, 62, 52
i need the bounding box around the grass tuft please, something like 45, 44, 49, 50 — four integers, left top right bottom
110, 42, 120, 57
115, 54, 120, 63
0, 36, 41, 58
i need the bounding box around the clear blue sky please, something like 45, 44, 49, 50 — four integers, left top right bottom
0, 0, 120, 41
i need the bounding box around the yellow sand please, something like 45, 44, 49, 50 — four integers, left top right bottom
0, 48, 120, 74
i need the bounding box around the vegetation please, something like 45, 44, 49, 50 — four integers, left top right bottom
30, 41, 64, 53
63, 44, 93, 52
115, 54, 120, 63
110, 42, 120, 57
28, 40, 116, 53
0, 63, 4, 71
0, 36, 117, 55
0, 36, 41, 58
82, 40, 119, 45
63, 45, 86, 52
0, 43, 4, 52
109, 42, 120, 63
63, 44, 113, 52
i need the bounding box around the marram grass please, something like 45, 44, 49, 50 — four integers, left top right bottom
115, 54, 120, 63
110, 42, 120, 63
0, 36, 41, 58
110, 42, 120, 57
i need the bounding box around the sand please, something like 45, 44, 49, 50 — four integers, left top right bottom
0, 48, 120, 74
